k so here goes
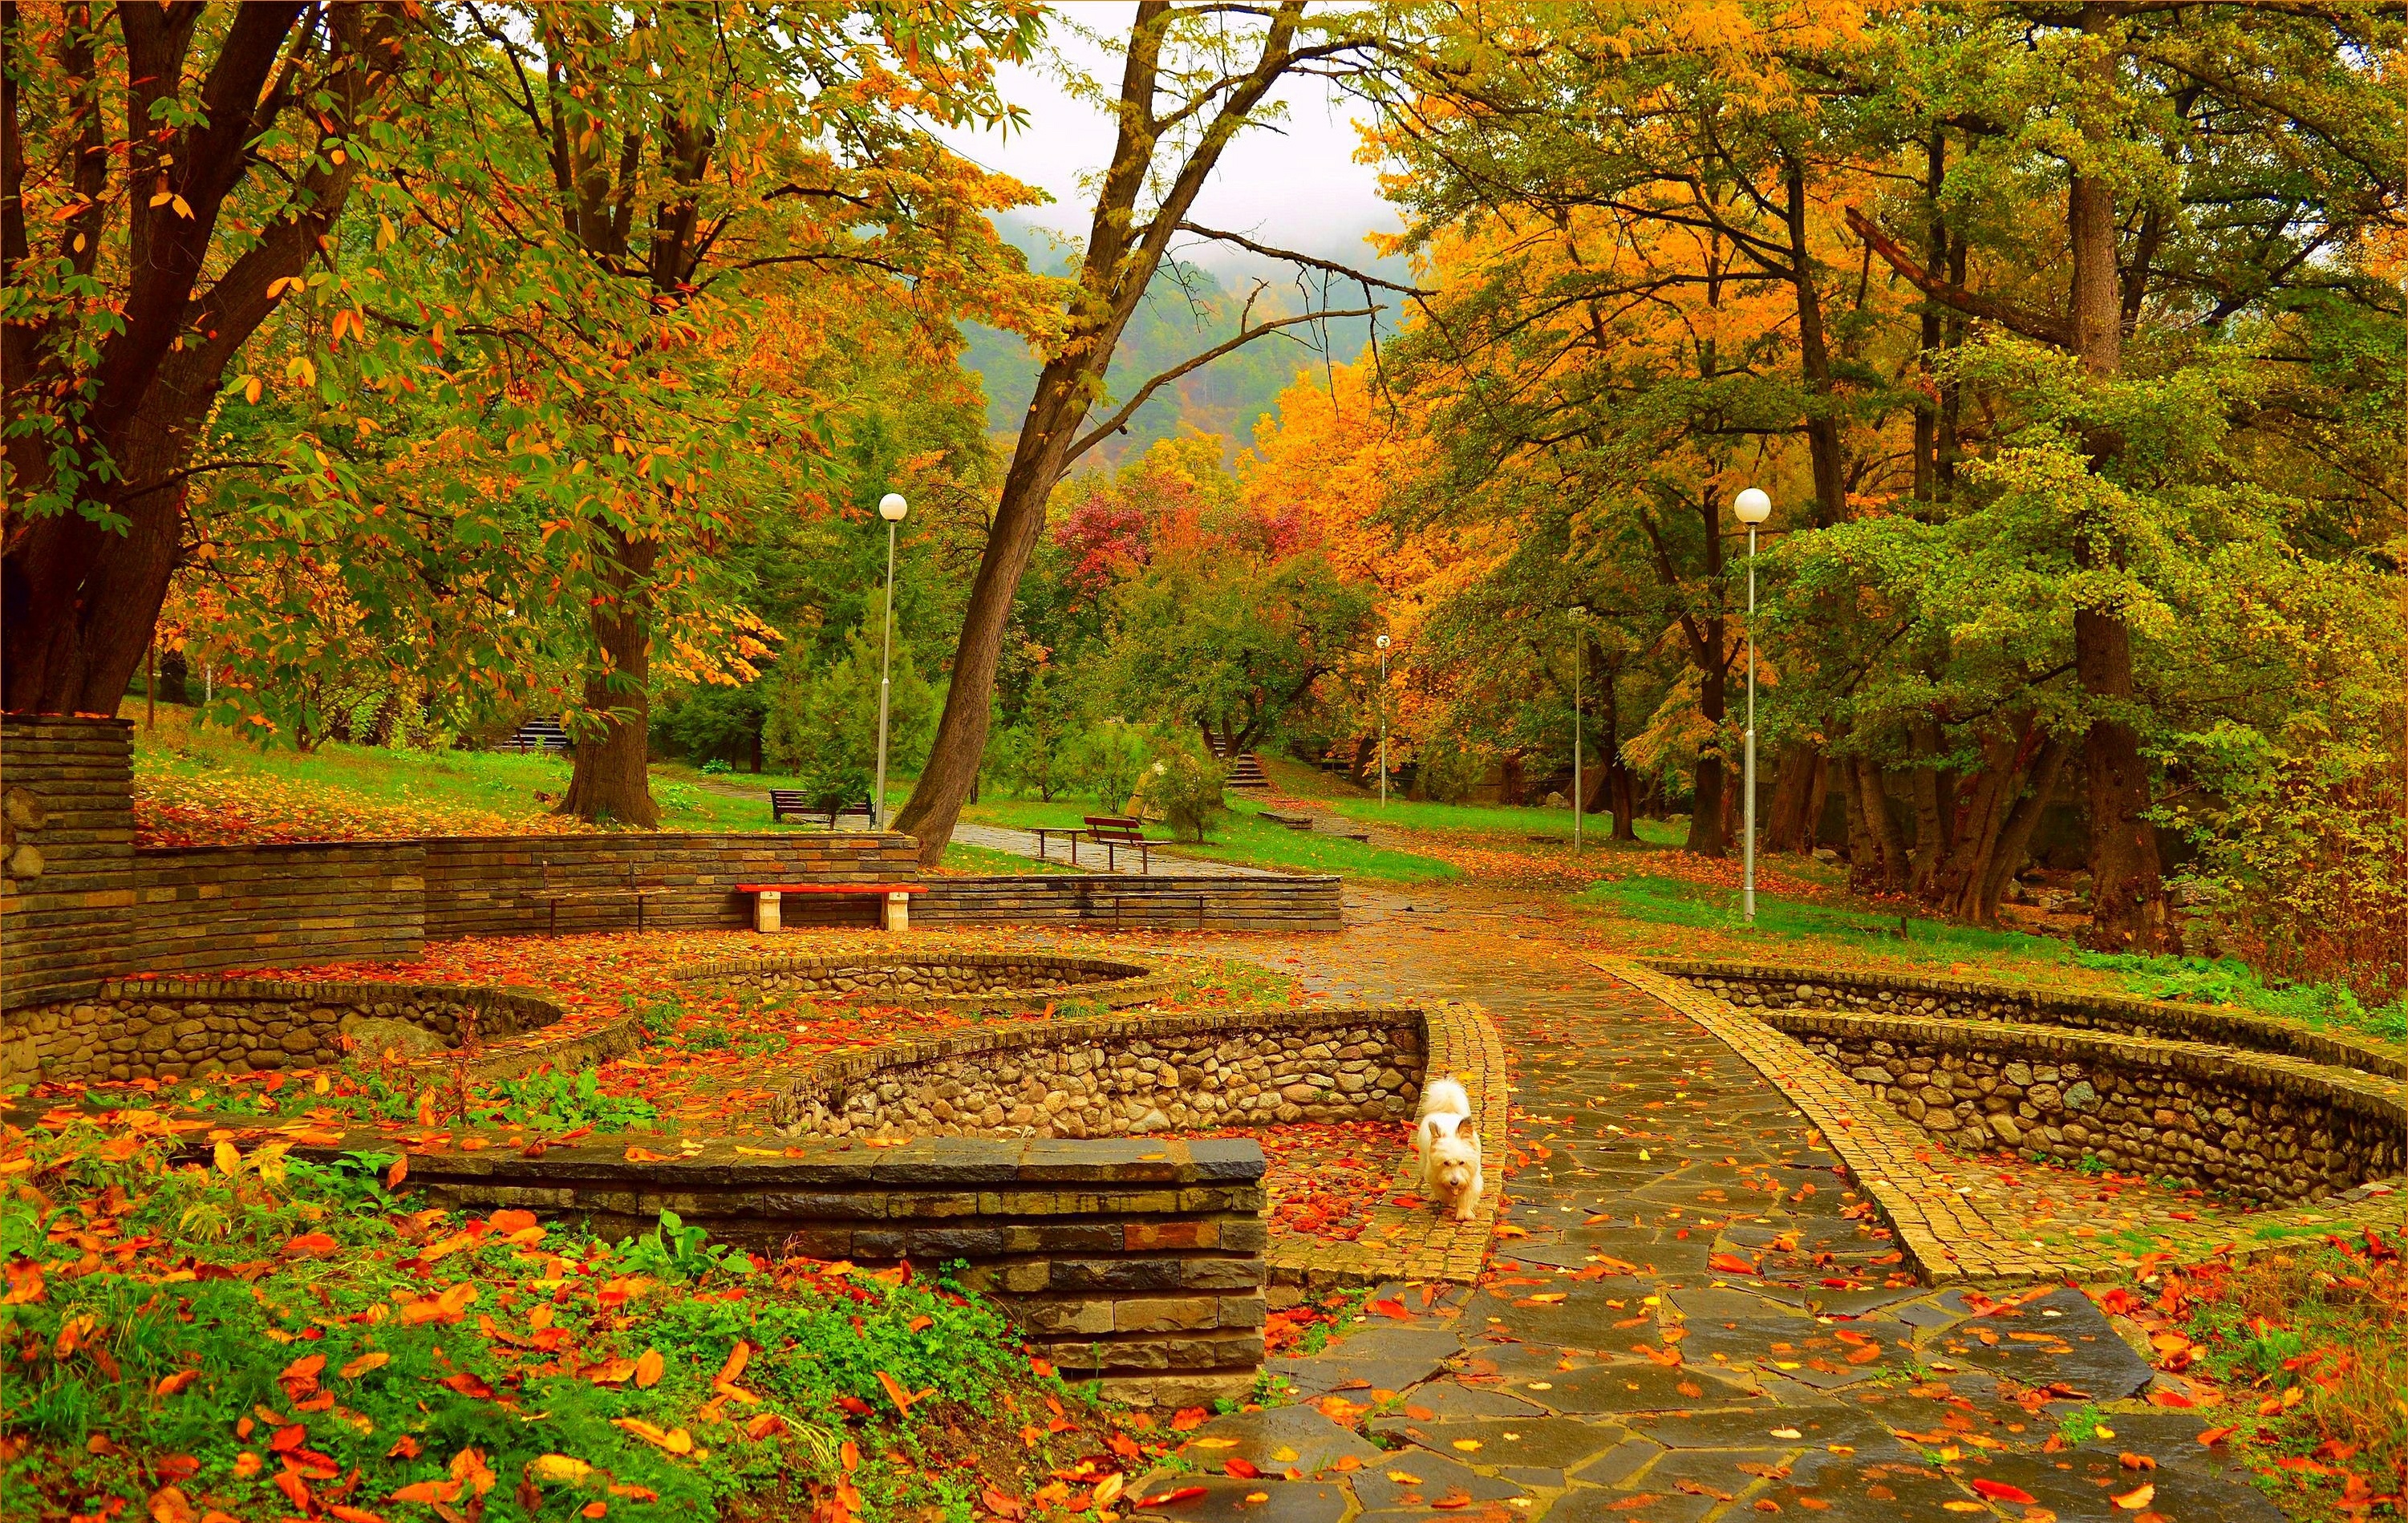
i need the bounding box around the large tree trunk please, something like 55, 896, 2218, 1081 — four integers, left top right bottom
1849, 755, 1909, 893
558, 529, 662, 828
1784, 153, 1850, 525
1761, 743, 1825, 855
1688, 647, 1729, 857
894, 364, 1084, 857
2065, 6, 2167, 949
1921, 719, 2069, 924
894, 1, 1317, 865
2, 2, 386, 714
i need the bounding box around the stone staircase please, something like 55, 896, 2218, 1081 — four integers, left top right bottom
1202, 731, 1271, 791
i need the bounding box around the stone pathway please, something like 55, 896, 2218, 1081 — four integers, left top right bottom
1121, 898, 2286, 1523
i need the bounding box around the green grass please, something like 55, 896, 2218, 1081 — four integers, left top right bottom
3, 1119, 1077, 1523
1328, 796, 1685, 847
129, 703, 924, 837
936, 840, 1077, 876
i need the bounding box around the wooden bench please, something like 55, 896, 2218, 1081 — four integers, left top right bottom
736, 883, 920, 933
1083, 815, 1158, 873
535, 861, 662, 937
769, 789, 872, 827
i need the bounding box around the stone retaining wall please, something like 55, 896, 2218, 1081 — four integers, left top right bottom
1653, 959, 2403, 1081
420, 833, 918, 938
1, 716, 138, 1007
1767, 1009, 2406, 1204
914, 874, 1343, 934
678, 950, 1169, 1013
401, 1135, 1269, 1407
133, 842, 428, 973
769, 1007, 1427, 1140
0, 977, 573, 1086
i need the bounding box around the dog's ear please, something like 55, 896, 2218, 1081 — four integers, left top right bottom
1458, 1123, 1478, 1145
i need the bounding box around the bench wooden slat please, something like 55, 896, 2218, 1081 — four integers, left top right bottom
735, 883, 920, 894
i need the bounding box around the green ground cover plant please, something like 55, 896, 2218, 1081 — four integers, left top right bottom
0, 1116, 1105, 1523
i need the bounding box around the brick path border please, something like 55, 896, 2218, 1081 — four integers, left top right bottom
1597, 957, 2405, 1286
1266, 999, 1508, 1293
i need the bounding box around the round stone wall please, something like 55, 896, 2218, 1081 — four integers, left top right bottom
678, 950, 1168, 1013
0, 978, 566, 1086
771, 1007, 1428, 1140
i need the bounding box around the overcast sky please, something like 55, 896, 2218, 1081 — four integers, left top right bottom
938, 5, 1407, 280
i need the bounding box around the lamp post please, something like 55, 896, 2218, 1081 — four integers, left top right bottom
873, 492, 907, 830
1733, 487, 1773, 923
1569, 606, 1588, 855
1374, 634, 1392, 805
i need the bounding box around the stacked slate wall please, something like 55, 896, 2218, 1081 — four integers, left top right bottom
1, 716, 138, 1006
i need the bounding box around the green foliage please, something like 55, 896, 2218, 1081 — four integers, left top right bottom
1140, 741, 1230, 843
0, 1124, 1042, 1523
482, 1067, 661, 1133
763, 619, 937, 807
2074, 952, 2408, 1046
1068, 721, 1153, 813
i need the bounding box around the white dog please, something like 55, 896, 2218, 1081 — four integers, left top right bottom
1414, 1077, 1485, 1221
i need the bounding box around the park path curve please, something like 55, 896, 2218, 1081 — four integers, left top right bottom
1112, 894, 2282, 1523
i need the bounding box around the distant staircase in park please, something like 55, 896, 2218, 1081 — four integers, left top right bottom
1202, 731, 1271, 791
500, 715, 571, 754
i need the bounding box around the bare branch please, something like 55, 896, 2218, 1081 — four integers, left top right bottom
1175, 221, 1431, 296
1065, 306, 1375, 466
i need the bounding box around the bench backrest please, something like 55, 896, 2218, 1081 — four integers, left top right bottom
768, 788, 808, 804
1084, 815, 1143, 840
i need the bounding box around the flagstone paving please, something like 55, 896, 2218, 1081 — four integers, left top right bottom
1117, 893, 2290, 1522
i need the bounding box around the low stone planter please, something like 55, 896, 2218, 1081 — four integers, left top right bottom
1648, 959, 2407, 1206
1653, 959, 2404, 1080
676, 950, 1169, 1015
0, 977, 634, 1086
768, 1006, 1426, 1139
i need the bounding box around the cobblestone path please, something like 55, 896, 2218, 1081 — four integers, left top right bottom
1125, 895, 2287, 1523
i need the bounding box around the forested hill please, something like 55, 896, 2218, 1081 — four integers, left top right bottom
961, 237, 1388, 465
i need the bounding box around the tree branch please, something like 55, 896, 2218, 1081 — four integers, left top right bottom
1845, 205, 2072, 349
1174, 222, 1430, 295
1064, 306, 1373, 466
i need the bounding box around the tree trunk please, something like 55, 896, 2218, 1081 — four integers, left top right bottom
1784, 153, 1850, 525
1761, 744, 1824, 854
1687, 622, 1728, 856
558, 529, 661, 828
1913, 132, 1946, 504
1610, 765, 1638, 842
2066, 2, 2167, 950
1850, 756, 1908, 893
1907, 722, 1952, 897
894, 1, 1316, 865
1501, 751, 1526, 807
2, 3, 388, 715
1923, 719, 2068, 925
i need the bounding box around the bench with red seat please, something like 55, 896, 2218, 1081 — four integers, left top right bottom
735, 882, 920, 933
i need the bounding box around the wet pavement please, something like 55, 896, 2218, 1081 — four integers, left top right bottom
1123, 893, 2285, 1522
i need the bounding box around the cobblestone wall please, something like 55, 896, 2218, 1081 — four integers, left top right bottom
403, 1135, 1270, 1408
1774, 1011, 2406, 1204
770, 1007, 1427, 1139
680, 950, 1166, 1012
0, 978, 562, 1085
1657, 961, 2403, 1081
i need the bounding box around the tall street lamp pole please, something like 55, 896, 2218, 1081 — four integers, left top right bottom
1733, 487, 1773, 923
1569, 606, 1588, 856
874, 492, 908, 830
1375, 634, 1392, 806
